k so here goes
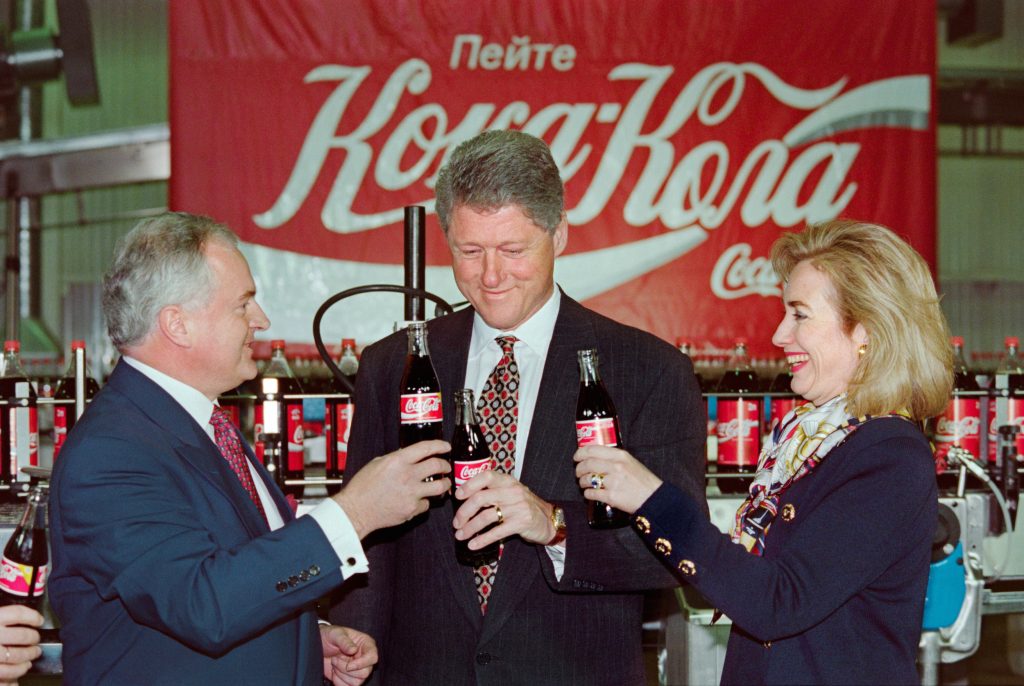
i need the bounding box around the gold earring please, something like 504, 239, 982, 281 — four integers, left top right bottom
857, 344, 867, 356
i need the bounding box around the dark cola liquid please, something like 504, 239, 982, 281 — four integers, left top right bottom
52, 374, 100, 460
0, 529, 47, 611
715, 369, 762, 495
399, 354, 443, 448
451, 421, 500, 566
575, 382, 630, 529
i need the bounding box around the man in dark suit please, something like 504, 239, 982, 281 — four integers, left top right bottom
330, 130, 706, 685
49, 212, 451, 685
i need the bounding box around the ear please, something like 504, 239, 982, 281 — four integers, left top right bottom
851, 322, 869, 349
157, 305, 192, 349
552, 218, 568, 257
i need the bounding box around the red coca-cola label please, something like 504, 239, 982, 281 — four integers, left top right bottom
988, 398, 1024, 463
934, 397, 981, 460
768, 397, 798, 432
0, 556, 46, 597
53, 406, 69, 457
254, 404, 265, 462
335, 403, 352, 471
575, 418, 619, 447
716, 399, 761, 467
454, 458, 492, 487
287, 404, 304, 471
400, 393, 443, 424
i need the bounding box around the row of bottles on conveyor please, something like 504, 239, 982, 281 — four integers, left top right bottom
680, 336, 1024, 496
933, 336, 1023, 493
221, 338, 359, 498
0, 339, 99, 500
677, 339, 796, 494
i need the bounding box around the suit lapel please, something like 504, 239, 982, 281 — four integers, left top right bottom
107, 361, 270, 538
480, 295, 597, 642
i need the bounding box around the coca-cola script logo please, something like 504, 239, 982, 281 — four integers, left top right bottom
170, 2, 935, 354
936, 415, 981, 439
455, 459, 492, 485
401, 393, 443, 423
575, 418, 618, 447
716, 418, 760, 443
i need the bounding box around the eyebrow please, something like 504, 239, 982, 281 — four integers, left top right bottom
786, 299, 809, 309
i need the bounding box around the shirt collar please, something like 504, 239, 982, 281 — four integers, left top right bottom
470, 288, 561, 356
122, 356, 217, 429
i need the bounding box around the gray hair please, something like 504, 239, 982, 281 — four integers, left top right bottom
103, 212, 239, 350
435, 129, 565, 235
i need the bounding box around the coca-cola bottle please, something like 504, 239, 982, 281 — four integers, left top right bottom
715, 339, 762, 494
676, 338, 704, 390
52, 340, 101, 460
0, 341, 38, 494
399, 323, 443, 448
0, 485, 48, 611
338, 338, 360, 378
989, 336, 1024, 469
324, 339, 357, 496
575, 349, 629, 529
255, 340, 304, 498
934, 337, 982, 488
767, 365, 798, 434
451, 389, 500, 565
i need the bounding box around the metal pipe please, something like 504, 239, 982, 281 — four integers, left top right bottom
403, 206, 426, 322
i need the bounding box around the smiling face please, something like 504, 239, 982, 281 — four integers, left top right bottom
448, 204, 567, 331
183, 241, 270, 398
771, 260, 868, 407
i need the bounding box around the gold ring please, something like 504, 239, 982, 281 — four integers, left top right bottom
494, 505, 504, 524
589, 473, 605, 490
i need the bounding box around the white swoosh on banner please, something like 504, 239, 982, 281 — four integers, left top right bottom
783, 75, 931, 147
241, 227, 706, 346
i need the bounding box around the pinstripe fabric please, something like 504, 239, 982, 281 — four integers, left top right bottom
331, 294, 707, 685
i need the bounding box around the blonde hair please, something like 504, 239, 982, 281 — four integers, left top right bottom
770, 219, 952, 420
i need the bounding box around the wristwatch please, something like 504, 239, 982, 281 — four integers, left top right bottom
548, 506, 567, 546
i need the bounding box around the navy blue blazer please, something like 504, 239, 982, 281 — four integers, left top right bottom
635, 417, 937, 686
330, 295, 708, 685
50, 361, 346, 685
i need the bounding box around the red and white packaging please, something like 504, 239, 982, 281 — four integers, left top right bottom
400, 393, 443, 425
716, 399, 761, 467
575, 418, 619, 447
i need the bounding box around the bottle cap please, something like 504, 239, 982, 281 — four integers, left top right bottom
4, 340, 19, 352
271, 339, 286, 349
342, 338, 356, 348
71, 340, 86, 350
1006, 336, 1019, 348
950, 336, 964, 346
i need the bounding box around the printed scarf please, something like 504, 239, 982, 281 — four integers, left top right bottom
730, 395, 909, 556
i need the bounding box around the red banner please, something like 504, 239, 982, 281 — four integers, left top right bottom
169, 0, 935, 357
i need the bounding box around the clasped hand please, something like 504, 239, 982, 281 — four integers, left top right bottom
452, 470, 556, 549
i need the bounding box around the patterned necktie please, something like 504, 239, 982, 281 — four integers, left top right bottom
210, 406, 268, 524
473, 336, 519, 613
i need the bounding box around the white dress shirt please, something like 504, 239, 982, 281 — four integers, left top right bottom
463, 288, 567, 576
123, 356, 368, 579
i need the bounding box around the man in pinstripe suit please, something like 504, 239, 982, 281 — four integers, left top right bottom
331, 130, 706, 685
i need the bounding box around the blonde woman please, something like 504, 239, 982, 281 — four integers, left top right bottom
576, 219, 952, 686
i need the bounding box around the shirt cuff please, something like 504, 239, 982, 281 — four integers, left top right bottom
307, 497, 369, 579
545, 541, 566, 581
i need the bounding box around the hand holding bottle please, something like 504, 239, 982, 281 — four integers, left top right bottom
574, 445, 663, 516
